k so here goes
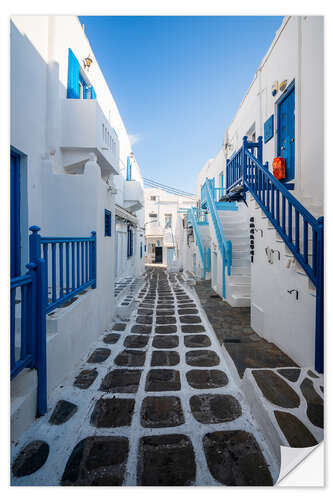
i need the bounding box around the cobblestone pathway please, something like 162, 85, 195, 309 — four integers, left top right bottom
11, 268, 279, 486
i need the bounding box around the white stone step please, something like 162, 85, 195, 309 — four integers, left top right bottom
230, 292, 251, 307
229, 275, 251, 285
230, 265, 251, 275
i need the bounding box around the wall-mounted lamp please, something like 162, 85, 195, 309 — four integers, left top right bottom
83, 54, 93, 71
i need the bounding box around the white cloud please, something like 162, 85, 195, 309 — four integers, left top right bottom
128, 133, 142, 146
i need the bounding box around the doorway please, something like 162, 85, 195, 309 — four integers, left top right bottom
155, 246, 163, 263
277, 82, 295, 182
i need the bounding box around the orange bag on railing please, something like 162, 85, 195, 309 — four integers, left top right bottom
273, 157, 286, 180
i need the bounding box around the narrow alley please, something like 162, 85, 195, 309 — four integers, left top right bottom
11, 267, 281, 486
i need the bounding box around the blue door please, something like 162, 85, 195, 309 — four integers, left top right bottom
167, 247, 175, 266
10, 151, 21, 277
277, 83, 295, 182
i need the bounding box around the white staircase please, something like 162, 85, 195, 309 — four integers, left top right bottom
218, 206, 251, 307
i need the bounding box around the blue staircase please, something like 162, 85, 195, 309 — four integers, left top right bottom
226, 136, 324, 373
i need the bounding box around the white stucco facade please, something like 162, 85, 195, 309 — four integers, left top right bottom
11, 15, 145, 440
144, 188, 194, 266
177, 16, 323, 370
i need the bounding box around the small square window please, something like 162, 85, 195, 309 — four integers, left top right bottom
151, 196, 156, 201
105, 209, 112, 237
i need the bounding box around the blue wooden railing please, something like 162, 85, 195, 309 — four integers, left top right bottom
187, 207, 207, 278
201, 178, 232, 297
10, 228, 47, 415
39, 229, 97, 313
10, 226, 97, 416
226, 136, 324, 373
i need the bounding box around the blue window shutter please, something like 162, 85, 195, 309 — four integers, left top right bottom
91, 86, 96, 99
67, 48, 80, 98
126, 157, 132, 181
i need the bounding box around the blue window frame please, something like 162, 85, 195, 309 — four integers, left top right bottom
10, 150, 21, 277
104, 210, 112, 237
264, 114, 274, 143
67, 48, 80, 98
67, 48, 96, 100
127, 226, 133, 257
126, 157, 132, 181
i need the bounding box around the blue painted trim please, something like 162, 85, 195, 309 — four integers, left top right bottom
201, 178, 233, 298
264, 114, 274, 143
126, 157, 132, 181
67, 48, 80, 99
104, 209, 112, 237
10, 150, 21, 277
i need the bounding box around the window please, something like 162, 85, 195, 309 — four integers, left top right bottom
104, 210, 112, 237
140, 242, 143, 259
127, 226, 133, 257
149, 213, 157, 218
150, 196, 156, 201
126, 157, 132, 181
165, 214, 172, 229
67, 48, 96, 100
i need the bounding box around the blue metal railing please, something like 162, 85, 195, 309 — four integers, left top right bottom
187, 207, 207, 278
226, 136, 324, 373
202, 178, 232, 297
40, 229, 97, 313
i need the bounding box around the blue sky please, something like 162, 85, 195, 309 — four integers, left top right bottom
79, 16, 283, 193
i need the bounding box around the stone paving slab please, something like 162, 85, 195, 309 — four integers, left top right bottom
137, 434, 196, 486
99, 369, 142, 393
203, 430, 273, 486
190, 394, 242, 424
140, 396, 184, 427
61, 436, 129, 486
151, 350, 180, 366
91, 398, 135, 428
186, 369, 228, 389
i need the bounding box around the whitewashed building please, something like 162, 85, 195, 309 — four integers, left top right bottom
177, 16, 324, 372
10, 15, 145, 441
144, 188, 194, 266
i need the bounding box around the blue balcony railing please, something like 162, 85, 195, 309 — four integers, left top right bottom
40, 230, 97, 313
226, 136, 324, 373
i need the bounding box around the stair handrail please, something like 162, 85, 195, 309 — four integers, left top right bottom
203, 177, 232, 297
243, 146, 321, 286
226, 135, 324, 373
187, 207, 207, 278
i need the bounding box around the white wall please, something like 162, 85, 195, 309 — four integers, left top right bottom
192, 16, 323, 368
144, 188, 194, 265
10, 15, 146, 439
196, 16, 324, 216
